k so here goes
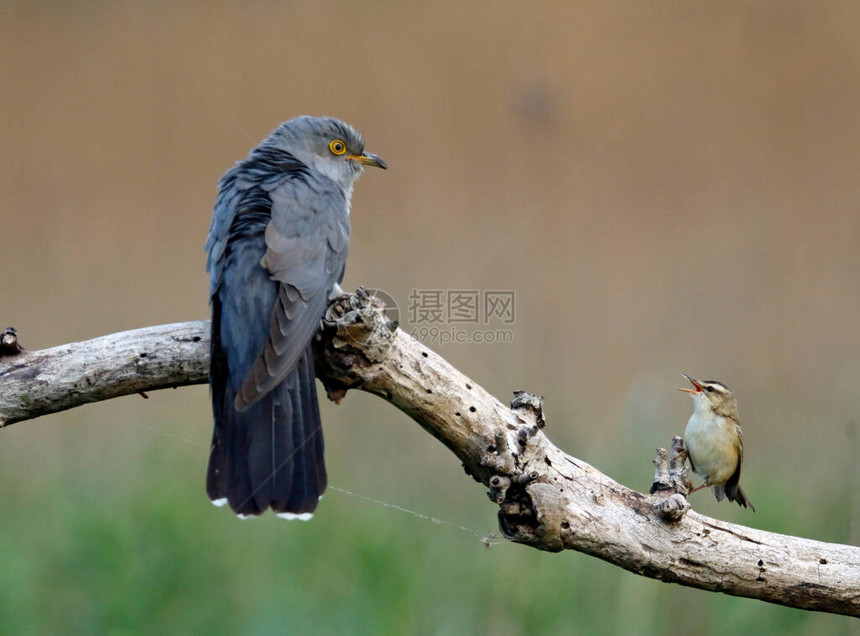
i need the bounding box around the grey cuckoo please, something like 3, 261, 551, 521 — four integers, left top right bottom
205, 116, 386, 519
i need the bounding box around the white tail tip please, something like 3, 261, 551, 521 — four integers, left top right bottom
277, 512, 314, 521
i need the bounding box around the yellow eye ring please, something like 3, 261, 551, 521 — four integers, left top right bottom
329, 139, 347, 155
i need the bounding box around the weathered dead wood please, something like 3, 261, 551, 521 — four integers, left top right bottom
1, 290, 858, 616
0, 322, 208, 425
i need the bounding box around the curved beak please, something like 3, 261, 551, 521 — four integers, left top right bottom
347, 152, 387, 170
678, 373, 702, 394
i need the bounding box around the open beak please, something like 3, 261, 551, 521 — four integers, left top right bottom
678, 373, 702, 394
347, 152, 387, 170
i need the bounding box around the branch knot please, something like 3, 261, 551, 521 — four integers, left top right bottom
0, 327, 24, 357
650, 436, 694, 522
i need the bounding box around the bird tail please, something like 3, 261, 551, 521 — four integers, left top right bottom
724, 483, 755, 512
207, 346, 327, 518
716, 482, 755, 512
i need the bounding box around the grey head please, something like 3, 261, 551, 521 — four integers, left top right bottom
263, 115, 386, 195
678, 374, 739, 420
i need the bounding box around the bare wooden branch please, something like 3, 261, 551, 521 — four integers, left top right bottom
1, 290, 858, 616
0, 322, 208, 426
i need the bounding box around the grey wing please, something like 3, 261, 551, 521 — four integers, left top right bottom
235, 179, 350, 410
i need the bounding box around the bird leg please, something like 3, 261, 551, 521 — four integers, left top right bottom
686, 483, 711, 495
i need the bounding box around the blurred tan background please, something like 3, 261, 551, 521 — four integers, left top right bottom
1, 1, 859, 633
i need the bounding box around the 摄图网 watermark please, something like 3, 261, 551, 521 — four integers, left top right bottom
352, 289, 517, 347
406, 289, 516, 346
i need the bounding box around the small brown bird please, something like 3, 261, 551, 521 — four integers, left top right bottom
679, 374, 755, 511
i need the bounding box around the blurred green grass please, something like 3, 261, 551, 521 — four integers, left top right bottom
0, 414, 853, 635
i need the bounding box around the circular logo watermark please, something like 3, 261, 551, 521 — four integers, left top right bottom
363, 288, 400, 327
339, 288, 400, 348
